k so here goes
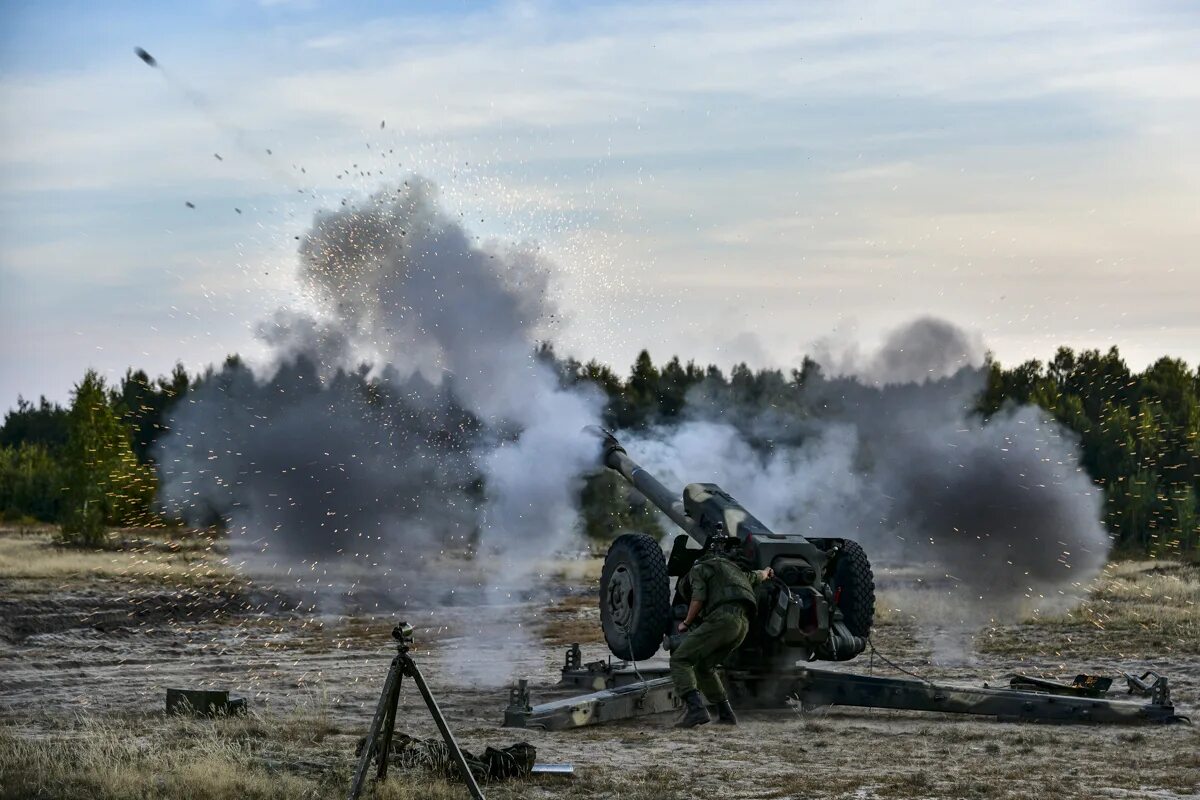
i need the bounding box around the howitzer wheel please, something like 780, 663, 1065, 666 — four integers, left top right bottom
828, 539, 875, 638
600, 533, 671, 661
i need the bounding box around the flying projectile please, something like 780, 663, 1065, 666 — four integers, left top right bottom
135, 48, 158, 68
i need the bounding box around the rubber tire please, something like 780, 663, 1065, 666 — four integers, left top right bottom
828, 539, 875, 638
600, 533, 671, 661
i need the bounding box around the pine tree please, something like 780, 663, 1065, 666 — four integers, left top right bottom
60, 370, 155, 545
623, 350, 661, 427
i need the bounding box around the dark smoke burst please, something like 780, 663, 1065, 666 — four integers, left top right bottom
157, 178, 601, 615
625, 318, 1110, 657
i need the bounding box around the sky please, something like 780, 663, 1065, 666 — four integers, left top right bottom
1, 0, 1198, 406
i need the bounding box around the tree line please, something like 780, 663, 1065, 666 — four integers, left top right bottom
1, 346, 1197, 557
0, 366, 190, 544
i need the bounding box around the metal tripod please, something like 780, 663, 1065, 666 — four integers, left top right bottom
347, 622, 486, 800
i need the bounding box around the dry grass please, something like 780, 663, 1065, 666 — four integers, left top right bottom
1097, 560, 1200, 604
0, 528, 228, 587
744, 720, 1200, 799
213, 701, 345, 747
536, 591, 604, 646
0, 713, 335, 800
0, 709, 569, 800
532, 555, 605, 585
530, 556, 605, 647
371, 777, 462, 800
567, 765, 692, 799
979, 560, 1200, 659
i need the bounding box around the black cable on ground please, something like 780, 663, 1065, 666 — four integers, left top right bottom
866, 637, 935, 686
619, 620, 648, 690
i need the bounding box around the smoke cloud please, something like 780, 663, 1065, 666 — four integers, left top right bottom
624, 318, 1110, 658
157, 179, 601, 678
157, 180, 1108, 667
813, 316, 987, 385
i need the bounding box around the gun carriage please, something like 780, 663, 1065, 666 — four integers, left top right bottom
503, 431, 1187, 729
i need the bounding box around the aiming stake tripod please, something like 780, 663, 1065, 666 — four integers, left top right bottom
347, 622, 486, 800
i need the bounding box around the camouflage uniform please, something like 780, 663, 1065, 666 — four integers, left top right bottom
670, 553, 763, 703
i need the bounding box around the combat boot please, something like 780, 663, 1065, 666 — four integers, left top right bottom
715, 700, 738, 725
675, 690, 711, 728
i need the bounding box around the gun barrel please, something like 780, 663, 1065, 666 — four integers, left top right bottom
596, 430, 698, 538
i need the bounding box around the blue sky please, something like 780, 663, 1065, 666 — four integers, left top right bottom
1, 0, 1198, 404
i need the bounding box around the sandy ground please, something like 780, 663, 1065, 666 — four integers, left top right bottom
1, 528, 1197, 800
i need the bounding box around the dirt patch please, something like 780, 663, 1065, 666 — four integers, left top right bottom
0, 586, 255, 643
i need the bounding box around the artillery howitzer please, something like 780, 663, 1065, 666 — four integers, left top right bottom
503, 431, 1188, 729
595, 428, 873, 671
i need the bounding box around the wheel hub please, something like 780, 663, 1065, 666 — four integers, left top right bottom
606, 565, 636, 628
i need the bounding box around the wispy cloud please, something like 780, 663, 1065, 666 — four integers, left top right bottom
1, 0, 1198, 403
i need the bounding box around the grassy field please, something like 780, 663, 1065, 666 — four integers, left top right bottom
0, 525, 228, 585
1, 525, 1197, 800
976, 560, 1200, 660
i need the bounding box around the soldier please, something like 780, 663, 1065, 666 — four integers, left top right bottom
671, 527, 773, 728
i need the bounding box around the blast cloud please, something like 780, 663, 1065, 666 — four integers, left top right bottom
157, 180, 601, 673
157, 180, 1110, 667
813, 316, 987, 385
626, 319, 1110, 658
